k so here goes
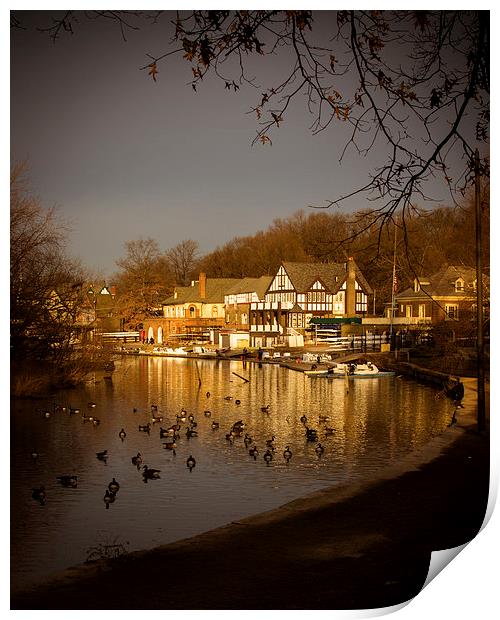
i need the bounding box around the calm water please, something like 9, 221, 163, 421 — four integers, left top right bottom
11, 356, 453, 590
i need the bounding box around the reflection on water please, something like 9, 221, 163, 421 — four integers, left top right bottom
11, 356, 453, 589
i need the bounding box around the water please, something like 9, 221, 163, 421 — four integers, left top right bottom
11, 356, 453, 590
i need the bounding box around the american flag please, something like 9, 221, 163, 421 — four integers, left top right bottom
392, 266, 398, 294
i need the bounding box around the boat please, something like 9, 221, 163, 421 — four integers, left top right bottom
305, 362, 394, 379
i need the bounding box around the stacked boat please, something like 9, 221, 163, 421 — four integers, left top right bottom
305, 361, 394, 379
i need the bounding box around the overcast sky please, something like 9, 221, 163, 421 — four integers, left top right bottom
10, 9, 483, 278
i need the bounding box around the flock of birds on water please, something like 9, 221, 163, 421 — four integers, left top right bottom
30, 391, 334, 510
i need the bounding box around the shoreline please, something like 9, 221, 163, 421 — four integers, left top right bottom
11, 377, 489, 610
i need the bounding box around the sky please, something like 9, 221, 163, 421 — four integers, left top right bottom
10, 9, 487, 279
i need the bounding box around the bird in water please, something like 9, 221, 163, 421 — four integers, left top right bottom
57, 475, 78, 488
244, 433, 253, 447
266, 435, 276, 449
31, 449, 39, 461
300, 414, 307, 425
119, 428, 126, 441
263, 449, 273, 465
206, 391, 211, 398
142, 465, 161, 481
96, 450, 108, 462
103, 489, 116, 509
249, 446, 259, 460
108, 478, 120, 494
138, 423, 151, 433
162, 441, 177, 456
204, 410, 212, 417
261, 404, 270, 413
315, 443, 325, 457
283, 446, 293, 463
32, 486, 46, 505
131, 453, 143, 468
186, 455, 196, 472
186, 427, 198, 438
235, 399, 241, 405
211, 420, 219, 430
87, 402, 97, 409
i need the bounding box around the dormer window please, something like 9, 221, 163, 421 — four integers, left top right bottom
414, 278, 420, 292
455, 278, 464, 292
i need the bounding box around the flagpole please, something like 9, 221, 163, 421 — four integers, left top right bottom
389, 223, 397, 349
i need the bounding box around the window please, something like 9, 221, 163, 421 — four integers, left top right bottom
445, 304, 459, 320
418, 304, 426, 318
455, 278, 464, 292
241, 313, 248, 325
189, 305, 196, 318
405, 305, 412, 318
212, 305, 218, 318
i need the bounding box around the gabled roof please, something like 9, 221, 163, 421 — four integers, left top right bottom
162, 278, 241, 305
281, 261, 373, 294
225, 276, 273, 300
396, 265, 484, 300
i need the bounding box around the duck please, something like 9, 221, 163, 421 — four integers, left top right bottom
131, 452, 142, 467
32, 486, 46, 505
263, 449, 273, 464
315, 443, 325, 457
108, 478, 120, 494
142, 465, 161, 480
96, 450, 108, 461
283, 446, 293, 462
261, 405, 270, 413
119, 428, 126, 440
57, 475, 78, 488
186, 455, 196, 472
249, 446, 259, 460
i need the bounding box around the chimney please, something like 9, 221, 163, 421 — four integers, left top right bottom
345, 257, 356, 317
199, 272, 207, 299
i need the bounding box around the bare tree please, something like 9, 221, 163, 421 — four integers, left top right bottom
165, 239, 200, 285
114, 238, 174, 326
10, 162, 87, 362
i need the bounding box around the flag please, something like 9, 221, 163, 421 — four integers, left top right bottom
392, 266, 398, 294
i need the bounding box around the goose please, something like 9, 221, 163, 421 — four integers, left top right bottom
324, 427, 335, 437
315, 443, 325, 457
69, 407, 80, 415
261, 405, 270, 413
151, 404, 158, 412
226, 430, 235, 443
266, 435, 276, 448
249, 446, 259, 460
318, 414, 329, 422
151, 414, 163, 423
103, 490, 113, 509
139, 423, 151, 433
186, 427, 198, 438
57, 475, 78, 488
108, 478, 120, 494
283, 446, 293, 462
188, 414, 195, 423
142, 465, 161, 480
96, 450, 108, 461
159, 427, 170, 438
92, 418, 101, 426
211, 421, 219, 430
131, 453, 143, 467
42, 410, 51, 419
263, 449, 273, 464
204, 410, 212, 417
232, 420, 245, 433
119, 428, 126, 440
235, 399, 241, 405
224, 396, 233, 401
177, 412, 187, 422
244, 433, 253, 447
32, 486, 46, 505
31, 449, 39, 461
162, 441, 177, 455
186, 455, 196, 472
82, 413, 94, 422
133, 407, 138, 413
300, 414, 307, 425
206, 392, 211, 398
87, 402, 97, 409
